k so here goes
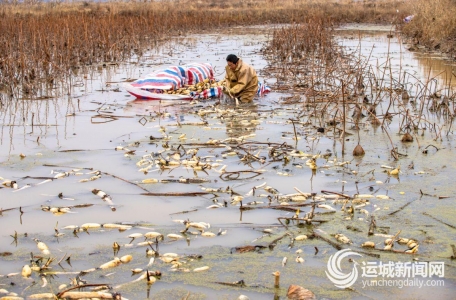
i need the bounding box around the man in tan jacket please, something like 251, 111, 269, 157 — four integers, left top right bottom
224, 54, 258, 103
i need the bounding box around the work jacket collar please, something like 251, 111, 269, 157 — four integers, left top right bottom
234, 59, 243, 72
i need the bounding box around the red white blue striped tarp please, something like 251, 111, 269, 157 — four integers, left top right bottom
124, 62, 214, 100
130, 63, 213, 91
185, 63, 214, 86
257, 82, 271, 96
191, 86, 223, 100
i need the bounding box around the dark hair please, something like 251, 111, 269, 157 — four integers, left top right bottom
226, 54, 239, 64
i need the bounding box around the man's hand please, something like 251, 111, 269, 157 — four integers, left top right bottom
222, 85, 233, 96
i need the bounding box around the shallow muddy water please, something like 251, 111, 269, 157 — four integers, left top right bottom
0, 25, 456, 300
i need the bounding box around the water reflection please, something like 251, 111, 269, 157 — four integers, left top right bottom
337, 25, 456, 93
224, 104, 260, 139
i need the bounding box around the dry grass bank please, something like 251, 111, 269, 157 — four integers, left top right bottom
0, 0, 445, 99
401, 0, 456, 57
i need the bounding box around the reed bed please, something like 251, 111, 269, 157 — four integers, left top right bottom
401, 0, 456, 56
263, 19, 456, 157
0, 0, 409, 100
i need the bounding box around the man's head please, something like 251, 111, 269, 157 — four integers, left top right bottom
226, 54, 239, 70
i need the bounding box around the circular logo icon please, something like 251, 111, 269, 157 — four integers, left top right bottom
325, 249, 362, 288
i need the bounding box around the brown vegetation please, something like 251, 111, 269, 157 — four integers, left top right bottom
0, 0, 409, 99
262, 15, 455, 155
401, 0, 456, 56
0, 0, 453, 99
